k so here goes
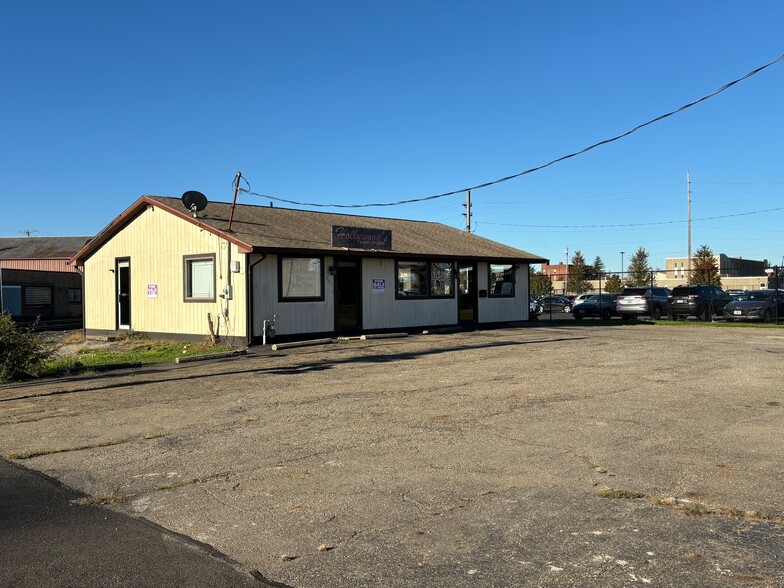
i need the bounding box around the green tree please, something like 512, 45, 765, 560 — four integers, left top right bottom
566, 251, 592, 294
604, 274, 623, 293
627, 247, 653, 286
529, 268, 552, 298
592, 256, 605, 279
690, 245, 721, 286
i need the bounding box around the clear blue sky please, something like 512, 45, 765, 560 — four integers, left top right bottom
2, 1, 783, 272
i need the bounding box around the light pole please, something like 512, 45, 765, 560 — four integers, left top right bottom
620, 251, 625, 280
765, 267, 779, 323
564, 247, 569, 295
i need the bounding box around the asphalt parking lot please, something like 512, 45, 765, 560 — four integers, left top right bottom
1, 323, 783, 587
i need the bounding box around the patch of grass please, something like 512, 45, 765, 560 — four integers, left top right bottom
157, 477, 201, 491
651, 497, 783, 522
7, 432, 170, 460
61, 332, 86, 345
71, 494, 125, 506
7, 438, 128, 460
683, 502, 709, 516
40, 334, 233, 377
600, 488, 647, 500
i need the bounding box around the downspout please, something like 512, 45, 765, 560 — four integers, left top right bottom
246, 253, 266, 347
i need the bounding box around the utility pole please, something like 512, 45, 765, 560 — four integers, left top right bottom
687, 170, 691, 280
228, 171, 242, 232
463, 191, 472, 232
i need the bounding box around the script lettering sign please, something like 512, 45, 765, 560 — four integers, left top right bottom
332, 225, 392, 251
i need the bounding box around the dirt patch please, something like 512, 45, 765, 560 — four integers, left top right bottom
43, 330, 118, 358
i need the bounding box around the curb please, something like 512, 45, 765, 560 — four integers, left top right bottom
360, 332, 409, 340
271, 338, 336, 351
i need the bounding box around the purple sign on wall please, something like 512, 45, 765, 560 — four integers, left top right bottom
332, 225, 392, 251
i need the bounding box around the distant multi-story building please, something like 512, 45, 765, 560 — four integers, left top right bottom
664, 254, 767, 281
535, 254, 773, 295
540, 262, 571, 279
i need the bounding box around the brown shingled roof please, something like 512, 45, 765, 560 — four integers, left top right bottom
71, 195, 546, 264
0, 236, 93, 259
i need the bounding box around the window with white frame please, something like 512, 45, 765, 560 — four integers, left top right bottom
184, 255, 216, 301
279, 257, 323, 301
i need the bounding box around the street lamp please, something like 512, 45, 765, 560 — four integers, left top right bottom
620, 251, 625, 278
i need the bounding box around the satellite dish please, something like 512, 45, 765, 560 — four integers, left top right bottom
181, 191, 208, 217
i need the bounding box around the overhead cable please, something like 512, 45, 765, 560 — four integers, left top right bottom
239, 53, 784, 209
480, 205, 784, 229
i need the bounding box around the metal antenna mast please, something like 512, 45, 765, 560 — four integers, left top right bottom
687, 171, 692, 279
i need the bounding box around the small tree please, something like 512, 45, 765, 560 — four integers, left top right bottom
627, 247, 653, 286
592, 256, 605, 279
566, 251, 592, 294
690, 245, 721, 286
0, 313, 53, 382
604, 274, 623, 293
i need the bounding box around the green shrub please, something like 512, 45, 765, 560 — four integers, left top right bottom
0, 312, 54, 382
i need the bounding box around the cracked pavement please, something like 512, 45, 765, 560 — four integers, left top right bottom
1, 324, 783, 587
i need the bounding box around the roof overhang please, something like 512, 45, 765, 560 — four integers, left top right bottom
249, 245, 545, 264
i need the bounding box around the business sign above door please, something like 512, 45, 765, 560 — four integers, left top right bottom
332, 225, 392, 251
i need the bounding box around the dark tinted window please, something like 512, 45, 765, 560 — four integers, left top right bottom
621, 288, 647, 295
672, 286, 696, 296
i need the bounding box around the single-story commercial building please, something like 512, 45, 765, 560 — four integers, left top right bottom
70, 195, 546, 345
1, 236, 92, 323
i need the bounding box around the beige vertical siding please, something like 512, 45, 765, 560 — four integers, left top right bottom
477, 263, 529, 322
251, 254, 335, 336
0, 259, 79, 272
83, 206, 247, 339
362, 258, 457, 329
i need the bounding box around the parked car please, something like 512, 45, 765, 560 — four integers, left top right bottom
666, 285, 733, 321
571, 293, 619, 320
538, 295, 572, 313
529, 297, 543, 318
571, 293, 594, 307
723, 289, 784, 323
725, 289, 748, 300
616, 286, 671, 320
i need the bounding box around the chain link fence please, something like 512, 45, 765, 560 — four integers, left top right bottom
531, 266, 783, 323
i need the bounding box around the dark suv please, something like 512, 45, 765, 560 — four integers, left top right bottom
666, 285, 732, 321
616, 286, 671, 320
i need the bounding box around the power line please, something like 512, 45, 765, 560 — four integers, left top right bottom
480, 205, 784, 228
239, 53, 784, 209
